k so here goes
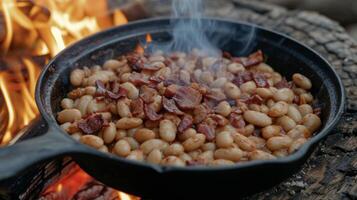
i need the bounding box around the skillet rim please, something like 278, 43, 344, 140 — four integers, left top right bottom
35, 17, 346, 173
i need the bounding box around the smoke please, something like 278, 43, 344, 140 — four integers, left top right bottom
149, 0, 256, 57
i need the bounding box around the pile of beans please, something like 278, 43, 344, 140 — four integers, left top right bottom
57, 49, 321, 166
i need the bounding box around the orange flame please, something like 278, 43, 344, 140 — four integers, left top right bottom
0, 1, 140, 199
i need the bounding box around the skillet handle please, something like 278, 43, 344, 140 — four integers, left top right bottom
0, 126, 81, 181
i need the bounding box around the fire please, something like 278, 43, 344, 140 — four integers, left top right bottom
0, 0, 139, 199
135, 33, 153, 54
0, 0, 128, 144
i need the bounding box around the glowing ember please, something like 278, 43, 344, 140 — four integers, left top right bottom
0, 0, 139, 199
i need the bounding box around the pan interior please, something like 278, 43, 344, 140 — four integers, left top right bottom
38, 18, 343, 150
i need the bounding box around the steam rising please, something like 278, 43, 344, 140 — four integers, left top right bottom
169, 0, 219, 55
149, 0, 256, 56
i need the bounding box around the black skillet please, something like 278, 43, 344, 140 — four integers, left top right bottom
0, 18, 345, 198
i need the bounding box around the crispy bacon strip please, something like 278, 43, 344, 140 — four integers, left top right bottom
253, 73, 270, 88
140, 85, 158, 103
233, 50, 263, 67
197, 123, 215, 141
78, 114, 104, 134
173, 86, 202, 110
95, 80, 127, 100
163, 97, 184, 115
178, 115, 193, 133
131, 98, 145, 118
144, 104, 163, 121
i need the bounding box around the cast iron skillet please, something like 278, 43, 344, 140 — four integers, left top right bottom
0, 18, 345, 198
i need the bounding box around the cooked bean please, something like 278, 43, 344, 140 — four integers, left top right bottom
292, 73, 312, 90
287, 105, 302, 123
114, 140, 131, 157
159, 119, 177, 142
266, 136, 292, 151
115, 129, 127, 140
214, 147, 243, 162
209, 159, 235, 166
116, 117, 143, 129
240, 81, 256, 94
164, 143, 184, 156
273, 88, 294, 103
179, 153, 192, 163
98, 145, 108, 153
244, 124, 255, 136
188, 150, 202, 160
99, 112, 112, 121
147, 149, 163, 164
300, 93, 313, 104
288, 138, 307, 153
232, 132, 256, 151
71, 132, 82, 141
249, 150, 275, 160
248, 136, 266, 149
57, 109, 82, 123
87, 71, 111, 86
298, 104, 313, 117
256, 88, 273, 99
80, 135, 104, 149
155, 67, 171, 78
268, 101, 288, 117
117, 99, 132, 118
224, 82, 241, 99
201, 142, 216, 151
273, 149, 288, 157
255, 63, 274, 73
302, 113, 321, 133
183, 134, 206, 152
215, 101, 232, 117
61, 98, 74, 109
211, 77, 227, 88
140, 139, 168, 154
120, 72, 131, 83
277, 116, 296, 131
200, 71, 213, 84
287, 125, 310, 139
180, 70, 191, 84
122, 137, 140, 150
227, 63, 245, 74
161, 156, 185, 166
121, 82, 139, 99
216, 131, 234, 148
70, 69, 85, 86
77, 95, 93, 115
127, 150, 144, 161
261, 125, 282, 139
179, 128, 197, 141
197, 151, 214, 163
60, 122, 71, 133
243, 110, 272, 127
103, 59, 123, 70
103, 122, 116, 144
150, 95, 163, 113
266, 99, 275, 108
87, 100, 106, 114
134, 128, 156, 143
271, 72, 282, 84
260, 105, 269, 114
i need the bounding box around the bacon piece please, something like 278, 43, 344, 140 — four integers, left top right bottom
164, 84, 178, 97
232, 71, 252, 87
229, 113, 245, 128
193, 104, 211, 124
245, 95, 264, 105
162, 97, 184, 115
253, 73, 270, 88
197, 123, 215, 141
140, 85, 158, 103
222, 51, 232, 59
78, 114, 104, 135
233, 50, 263, 67
204, 89, 226, 102
144, 104, 163, 121
129, 72, 149, 86
126, 53, 144, 71
275, 78, 292, 89
173, 86, 202, 110
149, 76, 164, 84
131, 98, 145, 118
95, 80, 127, 100
209, 114, 229, 127
178, 115, 193, 133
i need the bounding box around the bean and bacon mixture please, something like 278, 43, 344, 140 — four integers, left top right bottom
57, 49, 322, 166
